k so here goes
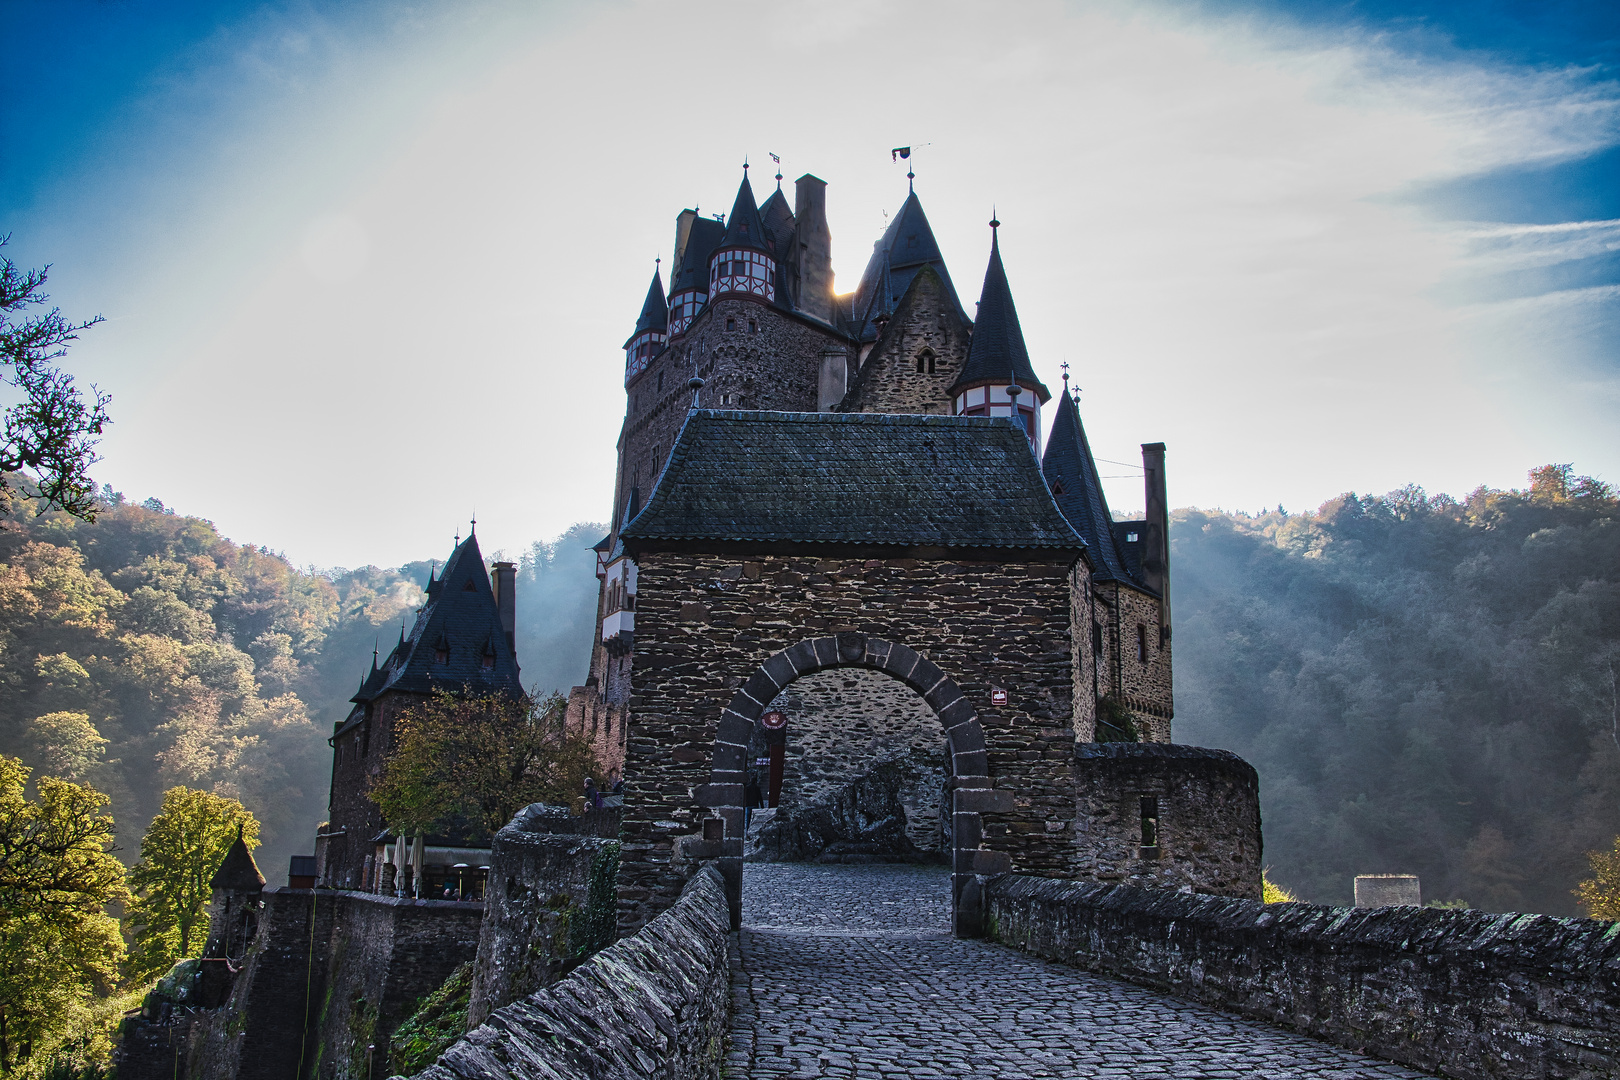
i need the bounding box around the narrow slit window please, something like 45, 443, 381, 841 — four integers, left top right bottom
1140, 796, 1159, 848
1137, 624, 1149, 663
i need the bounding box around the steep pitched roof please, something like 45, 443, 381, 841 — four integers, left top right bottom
629, 268, 667, 338
849, 191, 968, 341
1041, 386, 1138, 586
620, 410, 1085, 552
719, 171, 769, 253
338, 533, 522, 736
210, 826, 265, 892
670, 217, 726, 295
951, 226, 1051, 402
758, 187, 795, 251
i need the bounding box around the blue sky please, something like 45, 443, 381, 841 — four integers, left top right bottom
3, 0, 1617, 568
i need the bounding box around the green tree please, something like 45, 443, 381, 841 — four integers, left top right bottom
371, 691, 600, 838
0, 238, 110, 520
0, 756, 126, 1076
124, 787, 258, 981
1574, 836, 1620, 920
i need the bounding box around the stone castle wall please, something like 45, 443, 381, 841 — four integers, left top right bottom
1093, 581, 1172, 741
181, 889, 482, 1080
325, 692, 416, 888
837, 268, 970, 416
408, 867, 731, 1080
1072, 743, 1261, 898
988, 875, 1620, 1080
617, 549, 1081, 933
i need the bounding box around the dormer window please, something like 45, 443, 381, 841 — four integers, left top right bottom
1126, 531, 1139, 543
434, 645, 448, 663
481, 648, 496, 670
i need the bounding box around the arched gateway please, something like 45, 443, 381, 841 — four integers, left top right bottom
701, 633, 995, 935
608, 409, 1092, 938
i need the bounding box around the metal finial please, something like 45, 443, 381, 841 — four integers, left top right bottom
688, 376, 705, 410
470, 514, 476, 536
990, 207, 1000, 230
1061, 360, 1069, 384
743, 156, 749, 173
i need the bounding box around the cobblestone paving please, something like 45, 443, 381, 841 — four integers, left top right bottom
726, 864, 1432, 1080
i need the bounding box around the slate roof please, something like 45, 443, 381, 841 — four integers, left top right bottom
670, 218, 726, 296
210, 825, 265, 892
759, 187, 795, 252
848, 191, 968, 341
336, 533, 522, 738
951, 226, 1050, 402
619, 410, 1086, 551
719, 171, 770, 253
627, 268, 667, 342
1041, 386, 1139, 586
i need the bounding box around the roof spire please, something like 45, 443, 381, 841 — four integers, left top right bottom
990, 207, 1000, 231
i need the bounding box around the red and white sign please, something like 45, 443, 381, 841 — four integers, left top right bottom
990, 687, 1009, 707
760, 710, 787, 730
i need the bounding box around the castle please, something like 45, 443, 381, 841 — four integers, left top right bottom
568, 164, 1174, 779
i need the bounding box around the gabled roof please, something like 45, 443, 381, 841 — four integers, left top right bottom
951, 225, 1051, 402
620, 410, 1086, 552
627, 269, 667, 342
337, 533, 522, 737
718, 171, 769, 254
210, 825, 265, 893
849, 191, 968, 341
1041, 385, 1139, 587
670, 218, 726, 296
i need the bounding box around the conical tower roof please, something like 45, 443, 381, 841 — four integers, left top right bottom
849, 190, 967, 341
719, 170, 769, 253
1041, 384, 1135, 585
951, 222, 1050, 401
209, 824, 265, 893
625, 268, 668, 348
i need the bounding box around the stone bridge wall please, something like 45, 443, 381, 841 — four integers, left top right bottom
987, 874, 1620, 1080
405, 865, 731, 1080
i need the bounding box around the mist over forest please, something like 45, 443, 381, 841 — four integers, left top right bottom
0, 467, 1613, 914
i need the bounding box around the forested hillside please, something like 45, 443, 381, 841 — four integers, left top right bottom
0, 488, 602, 880
1174, 466, 1619, 914
4, 468, 1613, 917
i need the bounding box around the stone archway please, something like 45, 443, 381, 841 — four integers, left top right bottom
696, 632, 1008, 938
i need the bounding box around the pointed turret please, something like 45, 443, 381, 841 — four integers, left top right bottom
849, 190, 967, 342
709, 166, 777, 303
1042, 379, 1134, 585
210, 824, 265, 893
623, 266, 669, 385
950, 217, 1050, 442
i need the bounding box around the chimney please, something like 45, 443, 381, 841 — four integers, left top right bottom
793, 174, 833, 323
671, 209, 697, 276
491, 561, 517, 654
1140, 443, 1170, 632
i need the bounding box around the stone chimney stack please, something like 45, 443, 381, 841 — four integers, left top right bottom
492, 561, 517, 654
1141, 442, 1170, 629
793, 173, 834, 323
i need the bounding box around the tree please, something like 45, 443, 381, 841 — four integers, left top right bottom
371, 691, 600, 838
0, 238, 111, 520
1574, 836, 1620, 920
0, 756, 126, 1076
125, 788, 259, 982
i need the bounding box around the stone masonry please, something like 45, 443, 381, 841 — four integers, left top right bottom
618, 551, 1083, 936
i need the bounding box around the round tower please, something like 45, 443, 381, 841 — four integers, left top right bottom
708, 165, 776, 303
624, 264, 668, 385
948, 216, 1050, 444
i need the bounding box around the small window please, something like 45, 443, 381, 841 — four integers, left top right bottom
1092, 623, 1103, 655
748, 319, 757, 333
726, 317, 736, 331
1140, 796, 1159, 848
658, 371, 664, 392
1126, 531, 1139, 543
481, 651, 495, 670
1137, 624, 1149, 663
434, 646, 448, 663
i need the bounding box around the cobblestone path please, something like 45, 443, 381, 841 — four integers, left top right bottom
726, 864, 1431, 1079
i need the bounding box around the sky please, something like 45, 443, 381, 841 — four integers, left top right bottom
3, 0, 1618, 570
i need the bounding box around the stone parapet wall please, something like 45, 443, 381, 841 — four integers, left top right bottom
1072, 742, 1260, 898
405, 866, 731, 1080
987, 875, 1620, 1080
468, 814, 620, 1027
